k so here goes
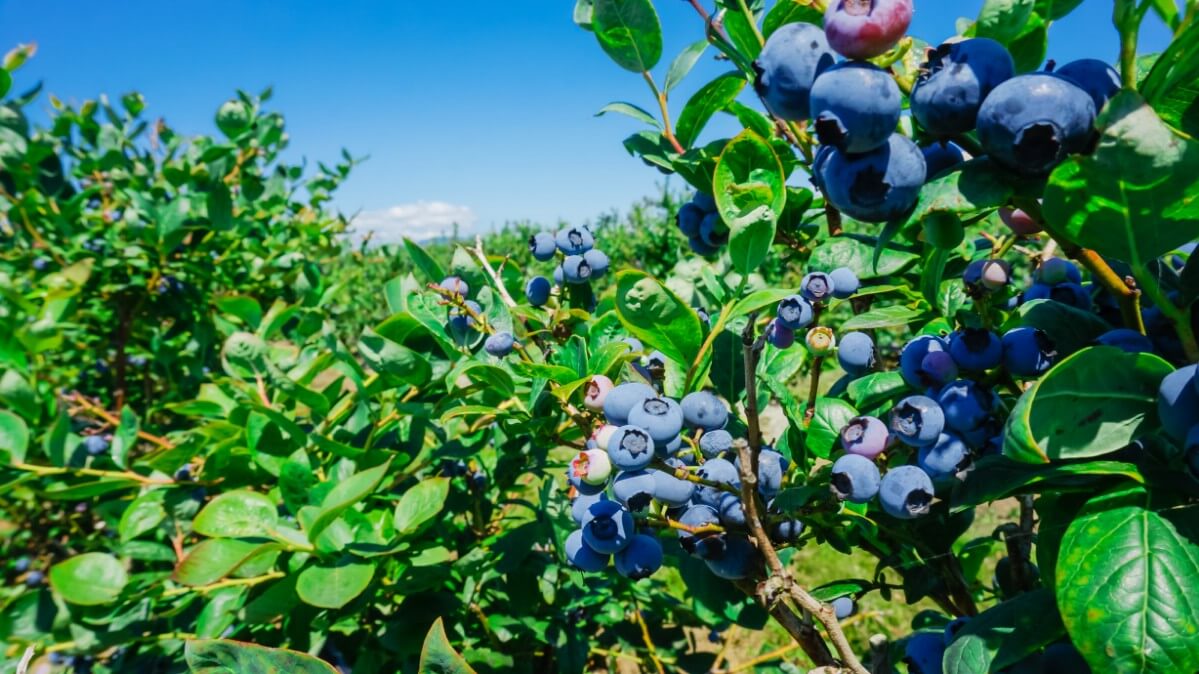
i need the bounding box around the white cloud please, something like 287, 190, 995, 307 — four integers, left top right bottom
350, 201, 477, 244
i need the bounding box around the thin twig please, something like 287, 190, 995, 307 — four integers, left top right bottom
634, 607, 667, 674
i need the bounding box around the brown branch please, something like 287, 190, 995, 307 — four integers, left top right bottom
68, 392, 174, 449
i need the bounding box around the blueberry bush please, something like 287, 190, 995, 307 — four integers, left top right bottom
3, 0, 1199, 671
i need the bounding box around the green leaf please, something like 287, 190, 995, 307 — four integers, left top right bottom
393, 476, 450, 536
1047, 0, 1084, 18
676, 72, 746, 150
307, 459, 392, 542
1006, 298, 1113, 356
1057, 501, 1199, 674
592, 0, 662, 73
359, 328, 433, 385
0, 369, 38, 421
1003, 347, 1174, 464
174, 539, 281, 587
110, 405, 139, 469
951, 456, 1143, 511
1142, 18, 1199, 116
0, 409, 29, 464
193, 490, 279, 538
1043, 91, 1199, 266
419, 618, 478, 673
944, 588, 1065, 674
0, 69, 10, 99
400, 237, 446, 286
841, 305, 931, 331
185, 639, 339, 674
295, 557, 375, 609
119, 490, 167, 542
614, 270, 704, 367
762, 0, 824, 37
216, 296, 264, 329
806, 398, 858, 459
664, 39, 708, 93
49, 553, 128, 606
1006, 11, 1048, 73
714, 129, 785, 275
595, 101, 660, 128
808, 236, 919, 281
846, 371, 907, 410
730, 288, 794, 320
207, 181, 233, 230
975, 0, 1035, 43
906, 159, 1014, 225
721, 2, 763, 61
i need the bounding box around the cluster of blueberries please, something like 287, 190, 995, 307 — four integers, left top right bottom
674, 192, 726, 257
755, 0, 1121, 223
435, 275, 520, 358
1159, 363, 1199, 478
527, 225, 610, 292
564, 378, 805, 581
764, 267, 862, 355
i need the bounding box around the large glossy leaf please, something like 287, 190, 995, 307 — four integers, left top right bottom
174, 539, 280, 587
846, 371, 907, 410
119, 489, 167, 542
1003, 347, 1173, 464
664, 39, 708, 93
295, 557, 375, 609
974, 0, 1035, 43
944, 588, 1065, 674
841, 305, 932, 331
401, 237, 446, 285
185, 639, 338, 674
0, 409, 28, 464
676, 72, 746, 150
393, 476, 450, 537
110, 405, 139, 468
1043, 91, 1199, 266
419, 618, 478, 674
807, 236, 919, 281
1057, 500, 1199, 674
358, 328, 433, 385
951, 456, 1143, 511
805, 398, 858, 460
614, 270, 704, 367
49, 553, 128, 606
906, 159, 1013, 226
714, 129, 785, 275
762, 0, 823, 37
193, 490, 279, 538
306, 459, 392, 542
1005, 298, 1112, 357
592, 0, 662, 73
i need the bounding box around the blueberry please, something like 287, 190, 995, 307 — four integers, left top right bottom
13, 556, 30, 573
811, 145, 834, 192
584, 375, 614, 411
581, 500, 634, 555
904, 632, 946, 674
677, 504, 724, 558
772, 519, 805, 543
704, 535, 757, 580
766, 319, 796, 349
1095, 328, 1154, 354
677, 203, 706, 237
1048, 282, 1092, 311
810, 61, 901, 154
613, 470, 657, 511
1022, 282, 1053, 303
525, 276, 551, 306
840, 416, 889, 459
1037, 257, 1083, 285
918, 432, 970, 478
583, 249, 610, 278
694, 457, 740, 508
832, 596, 855, 620
621, 337, 645, 353
838, 331, 876, 377
692, 192, 717, 212
921, 142, 966, 179
653, 459, 696, 506
753, 450, 787, 498
561, 255, 592, 285
823, 0, 913, 59
627, 397, 685, 445
801, 271, 837, 303
977, 73, 1097, 177
681, 391, 729, 431
565, 528, 609, 571
571, 448, 613, 487
592, 423, 618, 451
555, 226, 594, 255
439, 276, 469, 298
948, 329, 1003, 371
571, 490, 608, 524
943, 616, 971, 645
615, 533, 664, 579
1055, 59, 1121, 112
553, 265, 565, 286
777, 295, 815, 330
753, 22, 836, 121
911, 38, 1015, 137
716, 492, 746, 526
1188, 427, 1199, 479
831, 454, 882, 503
82, 435, 110, 456
919, 351, 959, 388
607, 426, 656, 471
689, 235, 721, 257
25, 570, 44, 587
602, 382, 656, 426
1158, 364, 1199, 442
1001, 327, 1058, 378
829, 267, 860, 299
175, 465, 192, 481
880, 465, 935, 520
699, 212, 729, 248
821, 133, 926, 223
938, 380, 996, 435
33, 258, 49, 271
890, 396, 946, 448
1042, 641, 1092, 674
699, 429, 734, 458
999, 207, 1043, 235
483, 332, 516, 357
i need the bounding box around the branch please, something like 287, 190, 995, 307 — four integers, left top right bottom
642, 71, 686, 155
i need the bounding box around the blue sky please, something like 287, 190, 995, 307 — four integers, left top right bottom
0, 1, 1174, 241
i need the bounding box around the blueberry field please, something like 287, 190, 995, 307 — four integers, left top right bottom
2, 0, 1199, 672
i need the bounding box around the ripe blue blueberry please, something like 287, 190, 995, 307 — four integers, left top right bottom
695, 457, 740, 508
615, 533, 664, 579
25, 570, 44, 587
921, 142, 966, 179
553, 265, 565, 286
581, 500, 634, 554
777, 295, 815, 330
811, 145, 834, 192
810, 61, 901, 154
753, 22, 836, 121
821, 133, 926, 223
911, 38, 1015, 137
717, 492, 746, 526
628, 397, 685, 445
83, 435, 110, 456
828, 267, 860, 299
918, 432, 970, 478
1047, 282, 1092, 311
1157, 364, 1199, 442
890, 396, 946, 448
613, 470, 657, 511
692, 192, 716, 212
704, 535, 757, 580
943, 616, 971, 645
677, 203, 706, 237
484, 332, 516, 357
529, 232, 557, 261
838, 331, 876, 377
555, 226, 594, 255
13, 556, 30, 573
561, 255, 592, 285
948, 329, 1003, 371
920, 351, 959, 389
904, 632, 947, 674
756, 450, 787, 498
1042, 641, 1091, 674
32, 258, 49, 271
801, 271, 837, 303
1001, 327, 1058, 378
602, 382, 656, 426
832, 596, 855, 620
772, 519, 805, 543
1095, 328, 1154, 354
689, 235, 721, 257
565, 528, 609, 571
977, 73, 1097, 177
571, 490, 608, 524
1187, 427, 1199, 480
938, 380, 996, 435
1055, 59, 1121, 112
583, 249, 610, 278
1037, 257, 1082, 285
831, 454, 882, 503
439, 276, 469, 298
677, 504, 724, 558
607, 426, 656, 471
681, 391, 729, 431
823, 0, 913, 59
653, 459, 696, 506
699, 429, 734, 458
1022, 282, 1053, 303
699, 213, 729, 248
766, 320, 796, 349
841, 415, 889, 459
880, 465, 935, 519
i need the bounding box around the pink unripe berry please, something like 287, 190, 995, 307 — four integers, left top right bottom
571, 449, 612, 486
584, 375, 614, 410
824, 0, 913, 60
999, 208, 1043, 235
592, 424, 618, 451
